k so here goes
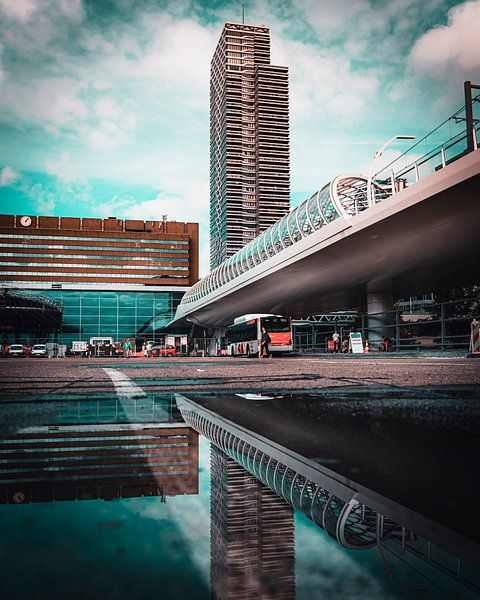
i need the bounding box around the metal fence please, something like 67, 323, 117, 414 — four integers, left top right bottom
294, 296, 479, 353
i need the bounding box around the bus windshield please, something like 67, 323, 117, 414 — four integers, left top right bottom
261, 317, 290, 332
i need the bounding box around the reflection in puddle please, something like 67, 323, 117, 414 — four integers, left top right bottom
211, 445, 295, 599
0, 423, 198, 504
176, 390, 480, 597
0, 389, 479, 598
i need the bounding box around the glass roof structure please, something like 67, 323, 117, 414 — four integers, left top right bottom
182, 175, 388, 305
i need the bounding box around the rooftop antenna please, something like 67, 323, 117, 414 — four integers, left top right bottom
242, 1, 245, 24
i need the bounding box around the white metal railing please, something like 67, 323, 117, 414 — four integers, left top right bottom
375, 93, 479, 193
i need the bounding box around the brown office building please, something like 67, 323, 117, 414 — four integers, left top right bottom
0, 214, 199, 344
0, 424, 199, 504
210, 22, 290, 269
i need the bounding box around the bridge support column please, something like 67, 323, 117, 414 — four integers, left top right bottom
367, 279, 394, 351
207, 327, 226, 356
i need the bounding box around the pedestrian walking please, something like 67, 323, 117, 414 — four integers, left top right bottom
332, 330, 340, 353
260, 327, 271, 358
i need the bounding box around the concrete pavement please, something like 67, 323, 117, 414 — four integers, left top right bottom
0, 354, 479, 398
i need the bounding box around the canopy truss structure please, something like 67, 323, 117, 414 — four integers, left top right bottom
182, 174, 385, 306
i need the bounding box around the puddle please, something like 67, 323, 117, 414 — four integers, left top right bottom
0, 389, 478, 598
76, 361, 235, 369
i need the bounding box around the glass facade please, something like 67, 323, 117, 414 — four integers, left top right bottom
3, 289, 185, 346
183, 176, 373, 305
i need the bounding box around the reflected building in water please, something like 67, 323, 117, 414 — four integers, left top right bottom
0, 394, 198, 504
0, 391, 297, 599
177, 393, 480, 596
2, 390, 480, 596
211, 445, 295, 600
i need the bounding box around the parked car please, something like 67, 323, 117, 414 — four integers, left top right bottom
8, 344, 26, 357
31, 344, 48, 357
151, 344, 177, 357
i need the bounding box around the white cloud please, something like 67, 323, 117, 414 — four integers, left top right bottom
94, 96, 121, 120
272, 36, 380, 123
0, 0, 83, 24
87, 120, 131, 151
97, 185, 209, 228
410, 0, 480, 77
0, 77, 88, 134
45, 151, 83, 183
0, 0, 39, 23
29, 183, 56, 214
57, 0, 84, 23
0, 6, 213, 154
0, 165, 19, 186
293, 0, 423, 54
134, 15, 216, 90
293, 0, 369, 39
295, 514, 386, 598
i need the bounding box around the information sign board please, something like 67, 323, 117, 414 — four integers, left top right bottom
349, 332, 364, 354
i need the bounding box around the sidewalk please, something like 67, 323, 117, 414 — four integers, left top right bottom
295, 349, 473, 359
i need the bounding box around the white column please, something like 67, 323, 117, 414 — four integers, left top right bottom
207, 327, 227, 356
367, 279, 394, 351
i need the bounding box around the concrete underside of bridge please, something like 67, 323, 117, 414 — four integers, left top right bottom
174, 151, 480, 328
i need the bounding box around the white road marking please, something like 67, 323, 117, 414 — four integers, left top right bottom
103, 367, 210, 584
103, 368, 146, 398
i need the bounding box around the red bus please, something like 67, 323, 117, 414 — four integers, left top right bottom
226, 314, 293, 357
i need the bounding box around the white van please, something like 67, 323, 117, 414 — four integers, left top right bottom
31, 344, 47, 357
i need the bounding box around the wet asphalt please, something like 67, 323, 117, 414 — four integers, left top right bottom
0, 354, 479, 397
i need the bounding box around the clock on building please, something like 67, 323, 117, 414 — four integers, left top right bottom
20, 216, 32, 227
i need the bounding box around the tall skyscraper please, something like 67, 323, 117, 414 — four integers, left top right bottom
210, 23, 290, 270
210, 446, 295, 599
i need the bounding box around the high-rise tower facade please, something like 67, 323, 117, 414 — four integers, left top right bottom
210, 446, 295, 599
210, 23, 290, 270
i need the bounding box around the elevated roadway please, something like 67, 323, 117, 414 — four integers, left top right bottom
171, 148, 480, 329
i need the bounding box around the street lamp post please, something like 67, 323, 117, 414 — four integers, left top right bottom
367, 135, 415, 207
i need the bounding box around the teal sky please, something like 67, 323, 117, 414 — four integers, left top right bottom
0, 0, 479, 274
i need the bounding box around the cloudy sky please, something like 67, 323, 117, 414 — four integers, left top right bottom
0, 0, 479, 274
